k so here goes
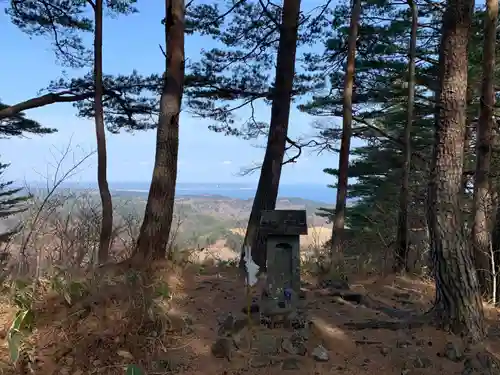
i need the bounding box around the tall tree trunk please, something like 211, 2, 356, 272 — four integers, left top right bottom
394, 0, 418, 273
241, 0, 301, 270
329, 0, 361, 267
93, 0, 113, 264
427, 0, 485, 341
134, 0, 185, 262
471, 0, 498, 296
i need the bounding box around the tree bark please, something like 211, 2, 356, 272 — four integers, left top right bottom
241, 0, 301, 270
427, 0, 485, 341
460, 87, 474, 198
394, 0, 418, 274
471, 0, 498, 296
93, 0, 113, 264
329, 0, 361, 267
134, 0, 185, 262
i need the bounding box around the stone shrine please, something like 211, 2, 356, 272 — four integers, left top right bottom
259, 209, 307, 322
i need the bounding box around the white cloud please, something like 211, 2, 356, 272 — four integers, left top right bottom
222, 160, 232, 165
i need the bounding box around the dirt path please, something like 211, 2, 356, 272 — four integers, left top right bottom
0, 263, 499, 375
157, 265, 500, 375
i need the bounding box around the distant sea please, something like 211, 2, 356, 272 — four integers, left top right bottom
37, 182, 336, 204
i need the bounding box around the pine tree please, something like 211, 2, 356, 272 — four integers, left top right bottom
428, 0, 485, 341
303, 2, 496, 254
2, 0, 160, 134
0, 102, 56, 137
0, 162, 29, 243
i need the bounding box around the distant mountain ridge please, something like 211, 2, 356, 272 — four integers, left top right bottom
8, 183, 333, 251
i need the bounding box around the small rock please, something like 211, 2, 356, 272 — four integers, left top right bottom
443, 341, 464, 362
281, 338, 296, 354
312, 345, 329, 362
116, 350, 134, 360
65, 356, 74, 366
250, 355, 272, 368
254, 333, 280, 355
217, 314, 248, 337
380, 347, 390, 356
282, 357, 301, 370
211, 337, 233, 361
397, 340, 412, 349
281, 336, 307, 356
413, 355, 432, 368
233, 328, 251, 351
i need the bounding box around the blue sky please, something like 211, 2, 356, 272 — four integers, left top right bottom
0, 1, 351, 186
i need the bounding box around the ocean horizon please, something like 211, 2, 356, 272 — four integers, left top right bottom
27, 181, 336, 204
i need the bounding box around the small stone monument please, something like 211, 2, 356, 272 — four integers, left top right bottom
259, 209, 307, 318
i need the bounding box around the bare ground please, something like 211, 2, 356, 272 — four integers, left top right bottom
0, 261, 499, 375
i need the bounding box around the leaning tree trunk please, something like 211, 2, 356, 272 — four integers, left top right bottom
329, 0, 361, 268
134, 0, 185, 262
427, 0, 485, 341
394, 0, 417, 273
240, 0, 301, 271
471, 0, 498, 297
93, 0, 113, 264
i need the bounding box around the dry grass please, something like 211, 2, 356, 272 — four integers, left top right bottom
0, 256, 498, 375
230, 225, 332, 249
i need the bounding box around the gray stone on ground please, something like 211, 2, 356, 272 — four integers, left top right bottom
232, 328, 251, 351
253, 332, 281, 355
249, 355, 273, 368
396, 340, 412, 349
211, 337, 233, 361
443, 341, 465, 362
312, 344, 329, 362
217, 313, 248, 337
282, 357, 302, 370
412, 354, 432, 369
380, 347, 390, 356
